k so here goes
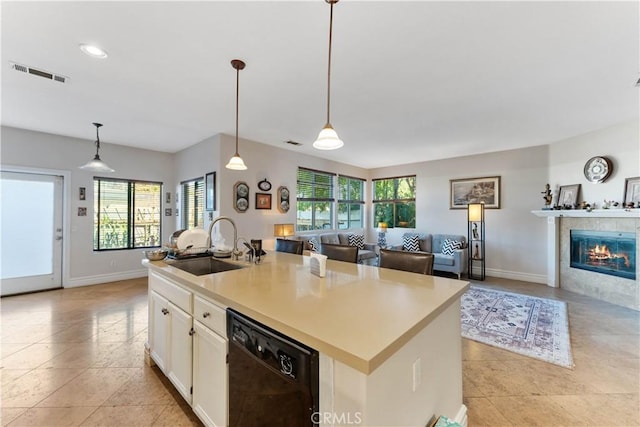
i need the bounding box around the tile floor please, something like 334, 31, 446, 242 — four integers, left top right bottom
1, 276, 638, 426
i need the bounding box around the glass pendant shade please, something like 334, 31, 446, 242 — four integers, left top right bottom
80, 155, 115, 173
225, 154, 247, 170
313, 124, 343, 150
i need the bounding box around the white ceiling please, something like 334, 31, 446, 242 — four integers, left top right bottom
2, 1, 638, 169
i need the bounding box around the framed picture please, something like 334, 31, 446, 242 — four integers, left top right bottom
558, 184, 581, 207
234, 181, 249, 213
165, 208, 172, 216
255, 192, 272, 210
450, 176, 501, 209
205, 172, 216, 211
623, 176, 640, 207
79, 187, 86, 200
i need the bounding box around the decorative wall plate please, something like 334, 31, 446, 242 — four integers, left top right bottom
277, 186, 290, 213
234, 181, 249, 212
583, 156, 612, 183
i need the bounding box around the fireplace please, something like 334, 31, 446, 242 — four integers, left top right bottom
570, 230, 636, 280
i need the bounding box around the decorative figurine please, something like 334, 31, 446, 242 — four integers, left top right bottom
472, 223, 479, 240
473, 243, 480, 260
541, 183, 552, 208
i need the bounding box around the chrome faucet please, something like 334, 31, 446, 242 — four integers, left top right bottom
207, 216, 242, 260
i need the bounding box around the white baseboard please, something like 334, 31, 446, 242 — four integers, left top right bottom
468, 266, 546, 284
65, 269, 148, 288
454, 403, 468, 427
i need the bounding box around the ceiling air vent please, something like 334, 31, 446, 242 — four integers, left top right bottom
10, 62, 69, 84
285, 140, 302, 146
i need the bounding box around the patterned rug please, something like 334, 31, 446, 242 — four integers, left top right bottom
461, 286, 574, 368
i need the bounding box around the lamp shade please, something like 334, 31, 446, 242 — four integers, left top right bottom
313, 124, 343, 150
79, 155, 115, 173
377, 222, 387, 232
274, 223, 295, 238
468, 203, 484, 222
225, 154, 247, 170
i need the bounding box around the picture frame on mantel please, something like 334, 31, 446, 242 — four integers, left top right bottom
623, 176, 640, 207
450, 176, 501, 209
557, 184, 581, 207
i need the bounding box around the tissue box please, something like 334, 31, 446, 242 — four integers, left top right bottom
309, 252, 327, 277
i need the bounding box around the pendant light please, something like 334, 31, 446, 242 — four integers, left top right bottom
79, 122, 114, 173
313, 0, 343, 150
226, 59, 248, 170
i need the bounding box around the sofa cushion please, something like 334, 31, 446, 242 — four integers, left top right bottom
320, 234, 340, 245
442, 238, 463, 255
348, 233, 365, 250
358, 249, 377, 261
403, 234, 421, 252
338, 233, 350, 245
434, 253, 455, 266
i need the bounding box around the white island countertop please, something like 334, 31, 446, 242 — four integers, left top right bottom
144, 252, 469, 375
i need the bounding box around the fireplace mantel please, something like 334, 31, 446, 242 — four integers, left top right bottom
532, 209, 640, 218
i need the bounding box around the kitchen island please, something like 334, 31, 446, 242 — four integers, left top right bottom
144, 251, 469, 427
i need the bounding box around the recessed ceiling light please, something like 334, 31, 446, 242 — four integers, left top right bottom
79, 43, 108, 59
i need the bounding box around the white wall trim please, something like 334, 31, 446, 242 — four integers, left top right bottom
66, 269, 148, 288
454, 403, 468, 427
481, 267, 547, 284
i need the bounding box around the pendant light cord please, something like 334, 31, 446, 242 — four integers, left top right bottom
94, 123, 102, 156
326, 1, 334, 125
235, 66, 240, 156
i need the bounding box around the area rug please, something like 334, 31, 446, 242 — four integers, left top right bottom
461, 286, 574, 368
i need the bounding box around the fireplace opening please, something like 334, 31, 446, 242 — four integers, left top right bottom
570, 230, 636, 280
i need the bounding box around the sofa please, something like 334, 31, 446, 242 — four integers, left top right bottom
392, 233, 467, 279
292, 231, 377, 264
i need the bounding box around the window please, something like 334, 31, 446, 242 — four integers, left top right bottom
94, 178, 162, 250
337, 175, 364, 229
181, 177, 205, 230
373, 176, 416, 228
296, 167, 335, 231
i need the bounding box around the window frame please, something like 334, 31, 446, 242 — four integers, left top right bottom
337, 175, 365, 230
372, 175, 416, 229
93, 177, 162, 251
181, 177, 205, 230
296, 167, 336, 231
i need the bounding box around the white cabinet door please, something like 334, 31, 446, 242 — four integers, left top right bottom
193, 320, 228, 427
149, 290, 170, 373
168, 301, 193, 404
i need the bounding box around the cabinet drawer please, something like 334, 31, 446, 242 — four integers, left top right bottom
149, 272, 192, 313
194, 295, 226, 335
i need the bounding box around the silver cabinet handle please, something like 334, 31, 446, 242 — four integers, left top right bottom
161, 308, 169, 315
202, 312, 210, 318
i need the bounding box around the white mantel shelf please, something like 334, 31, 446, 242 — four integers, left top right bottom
531, 209, 640, 218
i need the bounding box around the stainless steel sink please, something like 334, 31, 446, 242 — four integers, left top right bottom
170, 257, 244, 276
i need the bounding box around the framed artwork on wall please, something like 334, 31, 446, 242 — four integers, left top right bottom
450, 176, 501, 209
255, 193, 272, 210
234, 181, 249, 213
277, 186, 290, 213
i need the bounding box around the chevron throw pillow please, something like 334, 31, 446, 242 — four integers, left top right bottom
442, 239, 463, 255
403, 234, 421, 252
308, 237, 319, 252
348, 233, 365, 250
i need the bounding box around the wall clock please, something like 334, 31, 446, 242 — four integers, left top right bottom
258, 178, 272, 191
583, 156, 612, 183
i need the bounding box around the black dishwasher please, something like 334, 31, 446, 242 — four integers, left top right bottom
226, 308, 319, 427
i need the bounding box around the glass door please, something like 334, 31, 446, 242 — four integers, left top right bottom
1, 171, 63, 295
